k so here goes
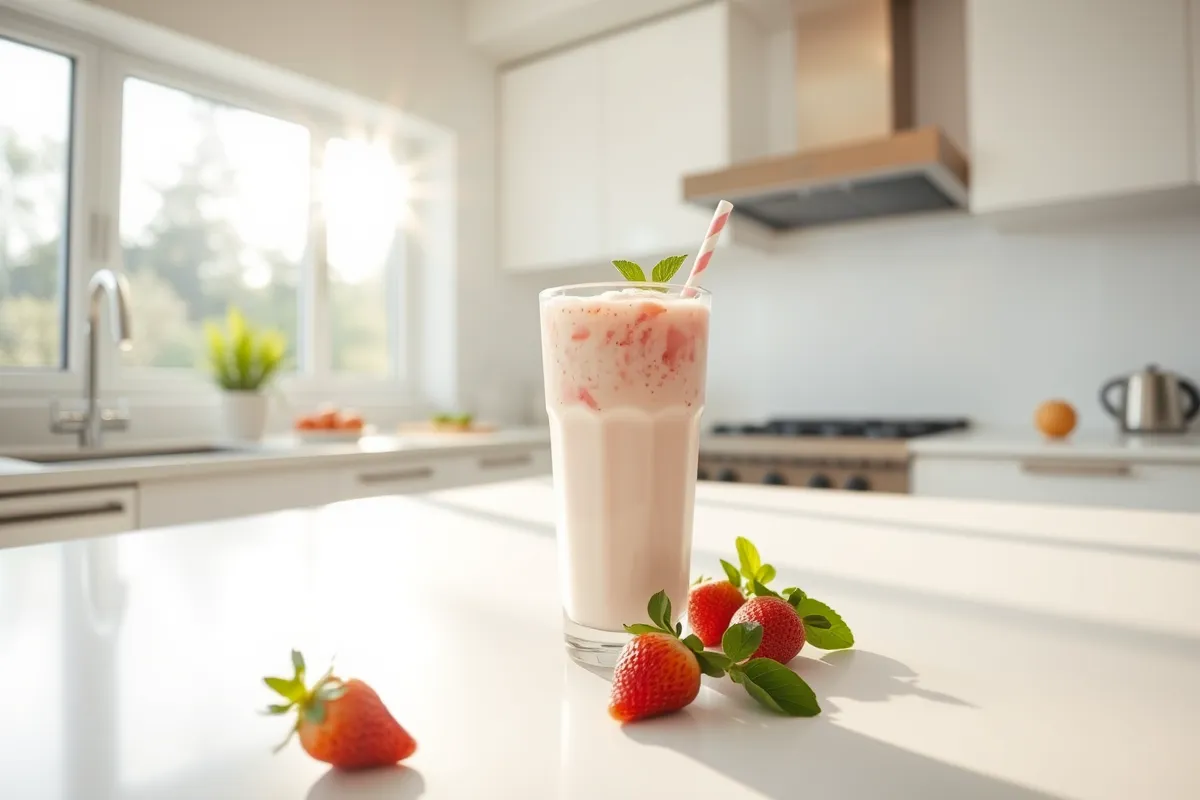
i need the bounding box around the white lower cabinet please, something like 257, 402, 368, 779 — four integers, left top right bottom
0, 486, 138, 549
139, 468, 344, 529
344, 447, 552, 500
913, 456, 1200, 512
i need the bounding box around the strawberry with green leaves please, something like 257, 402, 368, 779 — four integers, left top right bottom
610, 591, 820, 722
263, 651, 417, 770
724, 536, 855, 653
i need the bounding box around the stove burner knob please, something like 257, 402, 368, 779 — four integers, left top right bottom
845, 475, 871, 491
697, 467, 710, 481
762, 471, 787, 486
717, 468, 740, 483
806, 473, 833, 489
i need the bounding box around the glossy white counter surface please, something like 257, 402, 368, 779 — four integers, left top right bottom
3, 480, 1198, 799
0, 428, 550, 492
909, 427, 1200, 463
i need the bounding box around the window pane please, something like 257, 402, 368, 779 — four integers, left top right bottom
119, 78, 309, 368
0, 37, 71, 369
323, 137, 404, 377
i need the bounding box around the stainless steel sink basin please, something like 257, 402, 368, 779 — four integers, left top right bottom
15, 446, 237, 464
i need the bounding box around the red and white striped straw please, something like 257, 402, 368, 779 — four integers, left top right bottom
682, 200, 733, 295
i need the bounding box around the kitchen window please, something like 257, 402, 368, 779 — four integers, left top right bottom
0, 34, 73, 370
0, 3, 445, 401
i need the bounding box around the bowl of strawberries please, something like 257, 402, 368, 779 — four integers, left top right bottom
294, 405, 367, 442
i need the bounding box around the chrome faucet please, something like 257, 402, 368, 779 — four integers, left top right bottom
52, 269, 133, 448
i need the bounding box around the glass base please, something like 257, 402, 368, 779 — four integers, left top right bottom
563, 614, 630, 667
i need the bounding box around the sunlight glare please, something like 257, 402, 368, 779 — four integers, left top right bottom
322, 137, 408, 285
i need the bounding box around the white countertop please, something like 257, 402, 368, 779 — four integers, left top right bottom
909, 427, 1200, 463
0, 428, 551, 493
3, 479, 1197, 799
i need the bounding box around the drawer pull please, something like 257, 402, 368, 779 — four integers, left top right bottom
479, 453, 534, 470
1019, 460, 1131, 478
358, 466, 434, 485
0, 502, 126, 528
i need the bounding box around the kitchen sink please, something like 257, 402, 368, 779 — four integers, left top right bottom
14, 446, 239, 464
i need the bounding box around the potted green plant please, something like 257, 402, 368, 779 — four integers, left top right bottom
204, 308, 287, 441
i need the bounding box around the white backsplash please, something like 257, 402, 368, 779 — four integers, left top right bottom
692, 211, 1200, 430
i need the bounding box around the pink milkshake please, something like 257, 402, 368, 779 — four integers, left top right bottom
539, 282, 711, 664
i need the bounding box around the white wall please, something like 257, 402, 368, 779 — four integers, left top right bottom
695, 211, 1200, 429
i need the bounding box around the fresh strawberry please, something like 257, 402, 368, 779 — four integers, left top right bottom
730, 596, 806, 664
608, 632, 702, 722
263, 651, 416, 770
687, 580, 745, 647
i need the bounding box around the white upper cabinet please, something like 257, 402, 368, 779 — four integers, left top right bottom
599, 5, 731, 258
500, 43, 604, 272
498, 3, 770, 272
968, 0, 1193, 214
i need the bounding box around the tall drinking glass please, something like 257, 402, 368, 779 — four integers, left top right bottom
539, 282, 712, 665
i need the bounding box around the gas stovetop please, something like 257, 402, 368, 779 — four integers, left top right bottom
710, 417, 970, 440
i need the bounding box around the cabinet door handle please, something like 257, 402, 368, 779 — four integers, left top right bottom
478, 453, 533, 470
0, 502, 126, 528
358, 466, 434, 485
1019, 459, 1131, 477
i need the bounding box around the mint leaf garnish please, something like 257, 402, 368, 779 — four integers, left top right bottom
647, 590, 673, 633
719, 559, 741, 587
623, 623, 661, 635
803, 615, 832, 630
794, 597, 854, 649
694, 650, 733, 678
751, 579, 780, 599
721, 622, 763, 663
651, 254, 688, 283
738, 658, 821, 716
682, 633, 704, 652
736, 537, 761, 581
612, 259, 645, 282
755, 564, 776, 584
785, 588, 806, 608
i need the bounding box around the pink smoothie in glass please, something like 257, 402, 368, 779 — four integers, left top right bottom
540, 285, 711, 635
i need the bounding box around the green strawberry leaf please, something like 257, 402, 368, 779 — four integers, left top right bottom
719, 559, 741, 588
676, 621, 683, 636
694, 650, 733, 678
682, 633, 704, 652
729, 666, 746, 684
721, 621, 763, 663
795, 597, 854, 649
262, 703, 294, 715
756, 564, 776, 584
647, 590, 672, 632
264, 676, 305, 702
651, 254, 688, 283
803, 614, 832, 630
612, 259, 646, 282
786, 588, 807, 608
740, 658, 821, 716
291, 650, 306, 682
735, 537, 761, 581
317, 682, 348, 702
624, 623, 661, 635
751, 580, 781, 599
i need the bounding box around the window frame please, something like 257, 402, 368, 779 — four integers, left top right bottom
0, 1, 446, 409
0, 10, 99, 394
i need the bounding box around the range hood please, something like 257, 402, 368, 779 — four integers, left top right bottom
683, 0, 969, 231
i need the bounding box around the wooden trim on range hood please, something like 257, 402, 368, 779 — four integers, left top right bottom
682, 126, 969, 204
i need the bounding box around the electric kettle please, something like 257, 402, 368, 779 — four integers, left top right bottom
1100, 364, 1200, 433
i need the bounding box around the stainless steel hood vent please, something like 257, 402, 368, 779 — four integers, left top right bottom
683, 0, 969, 231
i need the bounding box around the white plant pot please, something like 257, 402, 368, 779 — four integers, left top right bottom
220, 391, 269, 441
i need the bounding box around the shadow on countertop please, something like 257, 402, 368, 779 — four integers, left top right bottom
623, 648, 1053, 799
307, 765, 425, 800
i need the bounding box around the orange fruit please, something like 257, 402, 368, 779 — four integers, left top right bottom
1035, 400, 1077, 438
